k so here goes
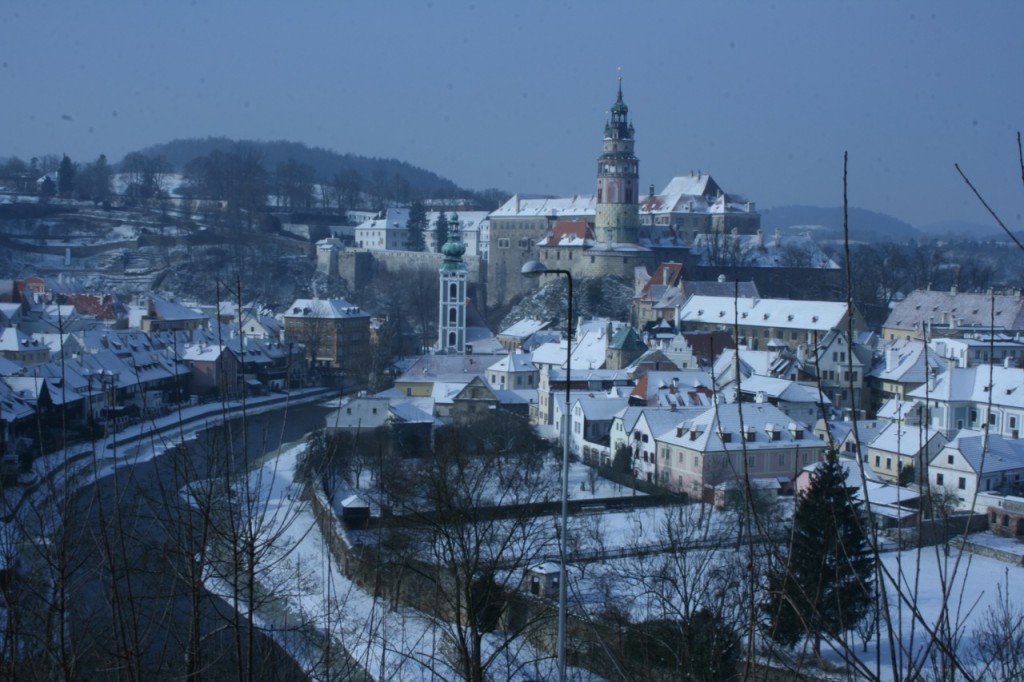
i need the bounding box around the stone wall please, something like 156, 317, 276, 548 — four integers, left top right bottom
328, 249, 491, 309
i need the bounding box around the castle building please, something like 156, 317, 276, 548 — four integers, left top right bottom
489, 81, 757, 307
438, 213, 468, 353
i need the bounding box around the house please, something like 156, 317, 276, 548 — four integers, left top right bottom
571, 392, 631, 465
882, 287, 1024, 341
928, 431, 1024, 506
865, 422, 947, 484
813, 418, 887, 460
930, 335, 1024, 369
486, 353, 538, 391
604, 326, 647, 370
496, 319, 552, 353
353, 208, 411, 251
736, 375, 830, 426
651, 402, 825, 498
676, 294, 865, 353
137, 295, 209, 333
868, 339, 946, 411
394, 353, 505, 398
282, 298, 371, 390
627, 369, 715, 409
906, 364, 1024, 439
183, 342, 240, 398
0, 328, 49, 366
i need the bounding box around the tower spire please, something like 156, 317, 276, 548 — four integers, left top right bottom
595, 77, 639, 244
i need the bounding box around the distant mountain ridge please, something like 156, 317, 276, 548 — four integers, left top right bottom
761, 205, 1013, 243
129, 137, 461, 197
760, 205, 919, 242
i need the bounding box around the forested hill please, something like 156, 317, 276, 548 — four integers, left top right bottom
130, 137, 461, 196
760, 205, 919, 243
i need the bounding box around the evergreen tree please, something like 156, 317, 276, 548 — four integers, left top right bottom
57, 154, 75, 197
763, 451, 874, 662
434, 210, 449, 251
405, 200, 427, 251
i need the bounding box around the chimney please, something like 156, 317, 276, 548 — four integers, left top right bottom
928, 368, 937, 392
663, 267, 669, 285
886, 347, 897, 372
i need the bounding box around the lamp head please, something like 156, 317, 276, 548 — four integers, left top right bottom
520, 260, 548, 278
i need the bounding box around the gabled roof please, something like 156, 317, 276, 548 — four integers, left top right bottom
937, 430, 1024, 475
869, 339, 945, 384
679, 295, 849, 332
868, 422, 946, 456
907, 365, 1024, 409
884, 288, 1024, 332
657, 402, 815, 453
148, 295, 207, 322
739, 374, 831, 405
608, 326, 646, 352
487, 353, 536, 374
283, 298, 368, 320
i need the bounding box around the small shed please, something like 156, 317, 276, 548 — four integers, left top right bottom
339, 494, 370, 530
524, 562, 560, 599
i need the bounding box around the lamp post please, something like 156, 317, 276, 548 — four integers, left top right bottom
521, 259, 571, 682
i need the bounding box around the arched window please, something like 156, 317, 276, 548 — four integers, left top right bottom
448, 332, 457, 347
449, 283, 457, 300
449, 308, 457, 324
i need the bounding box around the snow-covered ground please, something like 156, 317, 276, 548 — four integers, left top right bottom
219, 439, 1024, 681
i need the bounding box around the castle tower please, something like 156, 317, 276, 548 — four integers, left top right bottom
595, 79, 640, 244
438, 212, 467, 353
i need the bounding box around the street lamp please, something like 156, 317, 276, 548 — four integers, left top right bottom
520, 259, 572, 682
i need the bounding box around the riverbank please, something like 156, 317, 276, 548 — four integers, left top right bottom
1, 387, 337, 522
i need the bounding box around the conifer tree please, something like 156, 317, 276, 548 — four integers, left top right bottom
405, 200, 427, 251
434, 209, 449, 251
57, 154, 75, 197
763, 451, 874, 662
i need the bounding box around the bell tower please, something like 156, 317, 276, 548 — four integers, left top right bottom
438, 212, 467, 353
595, 78, 639, 244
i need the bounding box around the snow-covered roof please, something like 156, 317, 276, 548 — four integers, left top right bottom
487, 353, 536, 374
739, 374, 831, 405
283, 298, 369, 320
937, 430, 1024, 475
907, 365, 1024, 409
869, 339, 945, 384
679, 295, 849, 332
868, 422, 946, 456
884, 288, 1024, 332
489, 193, 596, 219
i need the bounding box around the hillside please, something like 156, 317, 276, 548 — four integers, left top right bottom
760, 205, 919, 243
131, 137, 462, 197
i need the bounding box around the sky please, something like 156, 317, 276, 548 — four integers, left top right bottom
2, 0, 1022, 227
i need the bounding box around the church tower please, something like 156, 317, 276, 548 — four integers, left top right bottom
595, 79, 640, 244
438, 212, 467, 353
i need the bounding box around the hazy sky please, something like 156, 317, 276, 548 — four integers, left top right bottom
2, 1, 1022, 227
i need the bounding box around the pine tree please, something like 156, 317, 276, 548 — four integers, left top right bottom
763, 451, 874, 662
405, 200, 427, 251
434, 210, 449, 251
57, 154, 75, 198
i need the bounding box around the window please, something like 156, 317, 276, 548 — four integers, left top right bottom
778, 453, 786, 465
885, 457, 892, 470
875, 455, 880, 467
748, 455, 756, 467
958, 477, 967, 490
936, 473, 944, 486
947, 454, 954, 464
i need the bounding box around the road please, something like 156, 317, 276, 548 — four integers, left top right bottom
27, 402, 331, 680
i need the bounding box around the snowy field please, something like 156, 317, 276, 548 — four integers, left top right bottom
217, 441, 1024, 681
